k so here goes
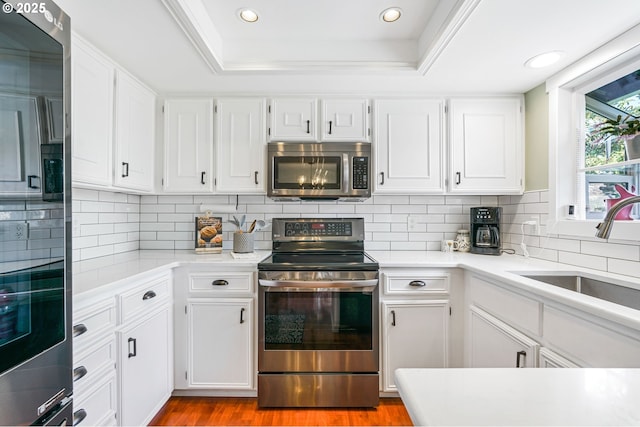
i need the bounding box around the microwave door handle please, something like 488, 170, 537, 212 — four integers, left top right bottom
342, 153, 349, 194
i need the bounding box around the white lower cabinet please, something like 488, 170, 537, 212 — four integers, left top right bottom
539, 347, 580, 368
467, 305, 539, 368
380, 269, 454, 393
73, 297, 118, 426
116, 273, 173, 426
187, 299, 253, 388
381, 300, 449, 391
173, 267, 256, 394
118, 308, 171, 426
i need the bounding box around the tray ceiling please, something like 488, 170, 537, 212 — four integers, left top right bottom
54, 0, 640, 93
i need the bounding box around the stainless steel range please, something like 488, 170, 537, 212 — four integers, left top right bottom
257, 218, 379, 407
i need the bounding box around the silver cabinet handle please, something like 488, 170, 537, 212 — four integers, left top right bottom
409, 280, 426, 287
73, 324, 87, 338
128, 337, 137, 358
142, 290, 156, 300
73, 366, 88, 382
212, 279, 229, 286
73, 409, 87, 426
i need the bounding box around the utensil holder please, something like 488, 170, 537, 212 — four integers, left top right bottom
233, 232, 254, 253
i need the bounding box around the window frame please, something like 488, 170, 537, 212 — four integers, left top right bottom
547, 25, 640, 241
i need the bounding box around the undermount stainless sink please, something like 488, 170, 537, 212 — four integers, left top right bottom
517, 273, 640, 311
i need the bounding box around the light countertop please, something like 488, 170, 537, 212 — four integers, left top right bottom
71, 249, 640, 330
395, 368, 640, 426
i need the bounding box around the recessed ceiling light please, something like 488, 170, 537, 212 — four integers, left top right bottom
380, 7, 402, 23
524, 51, 565, 69
238, 8, 259, 23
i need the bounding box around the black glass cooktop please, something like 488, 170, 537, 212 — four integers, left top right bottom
258, 252, 379, 271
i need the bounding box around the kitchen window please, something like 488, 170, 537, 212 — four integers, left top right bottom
547, 24, 640, 241
582, 69, 640, 219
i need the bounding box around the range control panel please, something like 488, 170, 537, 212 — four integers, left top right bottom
284, 221, 352, 237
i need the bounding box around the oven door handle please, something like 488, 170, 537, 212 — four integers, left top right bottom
259, 279, 378, 289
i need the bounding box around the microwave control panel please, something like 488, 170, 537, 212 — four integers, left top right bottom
352, 157, 369, 190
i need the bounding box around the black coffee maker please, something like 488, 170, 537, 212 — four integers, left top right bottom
470, 207, 502, 255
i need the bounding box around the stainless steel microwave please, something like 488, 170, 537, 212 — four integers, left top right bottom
267, 142, 371, 200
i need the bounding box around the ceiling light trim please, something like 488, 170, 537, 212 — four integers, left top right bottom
238, 8, 259, 23
416, 0, 481, 76
380, 7, 402, 23
524, 50, 565, 68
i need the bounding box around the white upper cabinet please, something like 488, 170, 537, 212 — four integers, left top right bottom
320, 99, 370, 141
268, 98, 318, 141
215, 98, 266, 193
163, 99, 214, 193
374, 99, 444, 193
71, 35, 155, 192
448, 97, 523, 194
113, 70, 155, 192
71, 36, 113, 187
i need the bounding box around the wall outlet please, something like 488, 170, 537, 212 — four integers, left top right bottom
523, 218, 539, 235
15, 222, 28, 241
407, 216, 418, 231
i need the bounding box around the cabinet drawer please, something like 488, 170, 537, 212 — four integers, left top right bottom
74, 371, 117, 427
73, 339, 116, 393
189, 272, 253, 294
118, 274, 171, 324
73, 298, 116, 352
384, 270, 449, 295
470, 275, 541, 336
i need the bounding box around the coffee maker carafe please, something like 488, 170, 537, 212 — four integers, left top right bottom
470, 207, 502, 255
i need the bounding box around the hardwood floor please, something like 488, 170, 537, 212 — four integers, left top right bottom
149, 397, 413, 426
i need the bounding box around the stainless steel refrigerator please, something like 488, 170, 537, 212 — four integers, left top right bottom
0, 1, 72, 424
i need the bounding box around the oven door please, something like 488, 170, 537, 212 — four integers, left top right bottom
258, 277, 378, 373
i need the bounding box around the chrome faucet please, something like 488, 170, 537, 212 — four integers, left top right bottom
595, 195, 640, 239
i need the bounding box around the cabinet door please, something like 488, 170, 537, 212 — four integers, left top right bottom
539, 347, 580, 368
321, 99, 370, 141
467, 305, 538, 368
269, 98, 317, 141
187, 299, 253, 389
215, 98, 266, 193
71, 37, 113, 187
382, 300, 449, 392
0, 95, 42, 194
119, 308, 172, 426
113, 70, 155, 191
163, 99, 214, 193
374, 99, 444, 193
449, 97, 523, 194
